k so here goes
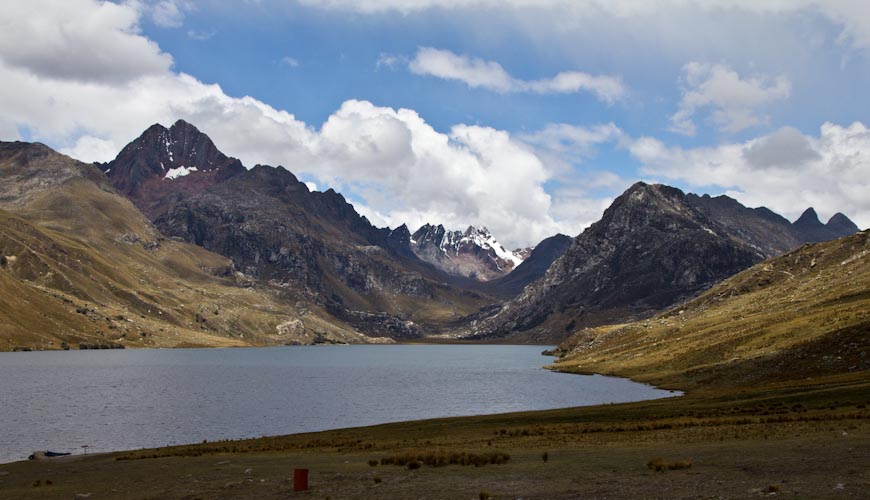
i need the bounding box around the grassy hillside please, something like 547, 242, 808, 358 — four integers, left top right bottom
0, 143, 381, 350
552, 230, 870, 389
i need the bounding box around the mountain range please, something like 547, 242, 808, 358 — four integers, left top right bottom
0, 119, 862, 350
409, 224, 530, 281
466, 182, 860, 343
552, 227, 870, 389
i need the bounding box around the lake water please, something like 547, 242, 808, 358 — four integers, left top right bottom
0, 345, 677, 463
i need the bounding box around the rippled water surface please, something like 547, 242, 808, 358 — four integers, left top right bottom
0, 345, 677, 463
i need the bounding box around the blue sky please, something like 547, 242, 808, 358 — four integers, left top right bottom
1, 1, 869, 247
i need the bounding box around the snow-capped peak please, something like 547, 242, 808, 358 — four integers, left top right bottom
461, 226, 523, 268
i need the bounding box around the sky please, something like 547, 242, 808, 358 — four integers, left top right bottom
1, 1, 869, 248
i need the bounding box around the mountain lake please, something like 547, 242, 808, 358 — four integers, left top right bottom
0, 344, 678, 463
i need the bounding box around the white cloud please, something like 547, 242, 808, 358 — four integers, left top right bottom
304, 181, 318, 192
282, 56, 300, 68
629, 123, 870, 229
151, 0, 186, 28
670, 62, 791, 136
302, 100, 563, 247
0, 1, 579, 248
0, 0, 173, 83
410, 47, 514, 92
409, 47, 626, 103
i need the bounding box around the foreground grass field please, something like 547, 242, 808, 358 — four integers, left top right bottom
2, 372, 869, 499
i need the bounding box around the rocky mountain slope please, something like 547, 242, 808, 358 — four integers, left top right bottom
467, 183, 763, 342
552, 229, 870, 389
0, 141, 381, 351
479, 233, 572, 298
409, 224, 529, 281
104, 123, 493, 340
688, 194, 859, 257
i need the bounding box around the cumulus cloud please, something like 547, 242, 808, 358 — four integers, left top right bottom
304, 101, 562, 246
670, 62, 791, 136
409, 47, 626, 103
282, 56, 300, 68
629, 123, 870, 229
0, 0, 173, 83
0, 0, 580, 248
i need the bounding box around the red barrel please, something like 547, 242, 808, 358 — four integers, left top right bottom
293, 468, 309, 491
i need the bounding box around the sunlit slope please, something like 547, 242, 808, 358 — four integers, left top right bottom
553, 230, 870, 389
0, 142, 372, 350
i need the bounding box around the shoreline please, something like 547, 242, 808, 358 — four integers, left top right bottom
2, 373, 868, 498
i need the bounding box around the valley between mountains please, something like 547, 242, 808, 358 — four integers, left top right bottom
0, 119, 862, 352
3, 120, 870, 500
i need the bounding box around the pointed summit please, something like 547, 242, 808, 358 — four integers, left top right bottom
794, 207, 822, 226
792, 207, 838, 243
409, 223, 526, 281
826, 212, 860, 237
103, 120, 244, 218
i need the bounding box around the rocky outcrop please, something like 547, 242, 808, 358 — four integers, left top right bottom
469, 183, 761, 342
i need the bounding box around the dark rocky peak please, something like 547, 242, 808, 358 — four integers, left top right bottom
389, 223, 411, 240
590, 182, 712, 238
105, 120, 243, 198
794, 207, 823, 227
827, 212, 860, 236
792, 207, 835, 243
385, 224, 415, 258
412, 223, 447, 244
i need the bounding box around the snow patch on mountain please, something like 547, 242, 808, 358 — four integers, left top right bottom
409, 223, 530, 281
165, 165, 198, 180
